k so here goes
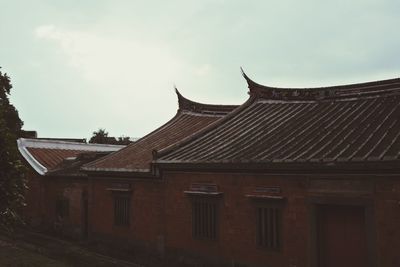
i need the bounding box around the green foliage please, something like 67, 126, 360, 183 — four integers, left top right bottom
89, 128, 132, 145
0, 67, 27, 231
89, 128, 110, 144
116, 135, 132, 145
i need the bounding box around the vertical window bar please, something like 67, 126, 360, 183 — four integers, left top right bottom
258, 207, 262, 246
193, 201, 199, 237
272, 208, 277, 248
115, 198, 118, 224
123, 198, 126, 224
269, 208, 274, 248
206, 203, 212, 238
210, 202, 214, 239
276, 208, 280, 248
213, 203, 217, 239
126, 198, 128, 224
262, 208, 266, 247
209, 202, 213, 239
201, 200, 205, 238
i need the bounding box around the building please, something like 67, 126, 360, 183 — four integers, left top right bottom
154, 73, 400, 267
81, 89, 237, 257
19, 75, 400, 266
18, 138, 124, 238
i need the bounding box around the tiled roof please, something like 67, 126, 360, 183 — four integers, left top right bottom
26, 148, 85, 170
82, 89, 238, 173
156, 73, 400, 169
17, 138, 124, 175
49, 152, 112, 177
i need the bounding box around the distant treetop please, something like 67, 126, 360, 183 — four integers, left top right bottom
89, 128, 133, 145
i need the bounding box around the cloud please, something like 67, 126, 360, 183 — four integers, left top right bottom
24, 1, 400, 138
32, 24, 226, 137
34, 25, 183, 90
194, 64, 212, 77
34, 24, 193, 136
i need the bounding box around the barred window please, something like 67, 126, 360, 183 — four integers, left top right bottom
256, 206, 282, 250
114, 194, 130, 226
192, 198, 218, 240
56, 197, 69, 219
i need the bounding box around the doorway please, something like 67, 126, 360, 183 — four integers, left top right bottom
317, 204, 367, 267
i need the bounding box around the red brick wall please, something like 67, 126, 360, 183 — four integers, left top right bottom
163, 171, 309, 266
24, 171, 87, 239
26, 168, 400, 266
162, 171, 400, 267
89, 178, 164, 251
23, 171, 45, 226
375, 178, 400, 267
43, 178, 87, 233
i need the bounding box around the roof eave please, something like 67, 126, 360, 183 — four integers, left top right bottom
155, 160, 400, 175
17, 139, 47, 175
82, 167, 158, 178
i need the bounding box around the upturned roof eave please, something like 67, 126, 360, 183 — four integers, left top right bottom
241, 68, 400, 101
83, 89, 239, 172
175, 87, 238, 115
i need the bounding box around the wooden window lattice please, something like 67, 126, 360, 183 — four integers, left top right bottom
192, 198, 217, 240
114, 195, 130, 226
256, 206, 281, 250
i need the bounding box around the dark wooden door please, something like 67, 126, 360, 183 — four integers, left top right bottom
318, 205, 368, 267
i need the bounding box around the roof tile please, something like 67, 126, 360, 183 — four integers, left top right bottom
83, 90, 238, 172
158, 76, 400, 166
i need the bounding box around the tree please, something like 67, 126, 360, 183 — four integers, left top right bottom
0, 67, 27, 231
116, 135, 132, 145
89, 128, 132, 145
89, 128, 112, 144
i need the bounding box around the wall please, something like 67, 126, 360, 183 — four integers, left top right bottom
374, 177, 400, 267
23, 170, 45, 227
25, 168, 400, 266
23, 171, 87, 239
42, 176, 87, 239
163, 171, 309, 267
88, 177, 164, 254
162, 171, 400, 267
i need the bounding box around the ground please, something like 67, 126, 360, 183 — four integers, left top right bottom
0, 232, 142, 267
0, 239, 70, 267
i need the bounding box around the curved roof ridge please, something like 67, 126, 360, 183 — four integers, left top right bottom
241, 68, 400, 101
175, 87, 237, 115
155, 96, 255, 161
82, 88, 239, 173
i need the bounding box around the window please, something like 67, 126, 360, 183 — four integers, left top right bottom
114, 194, 130, 226
192, 197, 218, 240
56, 197, 69, 219
256, 205, 282, 250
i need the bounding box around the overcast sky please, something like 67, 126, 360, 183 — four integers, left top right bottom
2, 0, 400, 139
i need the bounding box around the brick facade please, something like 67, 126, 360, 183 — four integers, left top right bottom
159, 171, 400, 266
24, 169, 88, 239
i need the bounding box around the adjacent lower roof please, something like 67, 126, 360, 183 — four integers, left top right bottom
156, 74, 400, 169
17, 138, 124, 175
82, 89, 238, 174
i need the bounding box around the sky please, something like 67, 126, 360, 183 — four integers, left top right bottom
1, 0, 400, 139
